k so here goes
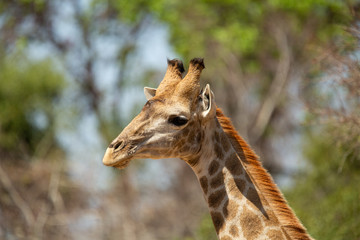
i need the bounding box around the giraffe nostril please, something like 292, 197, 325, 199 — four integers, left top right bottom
113, 140, 125, 151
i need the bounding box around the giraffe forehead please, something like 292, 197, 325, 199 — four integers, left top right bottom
154, 82, 200, 109
144, 96, 195, 117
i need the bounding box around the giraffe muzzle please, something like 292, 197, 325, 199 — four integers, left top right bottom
103, 138, 130, 167
102, 136, 149, 167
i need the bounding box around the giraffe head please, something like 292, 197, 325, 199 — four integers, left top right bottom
102, 58, 217, 168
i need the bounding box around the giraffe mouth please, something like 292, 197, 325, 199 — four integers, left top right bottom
102, 147, 134, 168
102, 137, 148, 168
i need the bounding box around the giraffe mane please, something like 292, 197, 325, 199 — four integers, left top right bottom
216, 108, 312, 240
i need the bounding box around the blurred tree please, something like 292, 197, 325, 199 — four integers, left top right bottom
0, 0, 156, 140
0, 49, 89, 239
0, 0, 158, 239
286, 19, 360, 239
287, 130, 360, 239
0, 51, 65, 158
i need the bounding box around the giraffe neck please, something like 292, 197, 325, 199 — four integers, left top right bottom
185, 121, 289, 240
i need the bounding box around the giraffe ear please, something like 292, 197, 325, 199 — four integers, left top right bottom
201, 84, 216, 119
144, 87, 157, 100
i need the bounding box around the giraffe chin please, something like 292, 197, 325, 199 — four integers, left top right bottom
113, 159, 131, 169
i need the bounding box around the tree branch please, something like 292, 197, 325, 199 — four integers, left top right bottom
252, 25, 292, 141
0, 163, 35, 227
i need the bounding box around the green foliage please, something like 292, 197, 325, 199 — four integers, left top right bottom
0, 52, 65, 156
112, 0, 149, 22
285, 127, 360, 239
95, 0, 163, 23
151, 0, 352, 66
0, 0, 46, 20
282, 17, 360, 238
193, 214, 217, 240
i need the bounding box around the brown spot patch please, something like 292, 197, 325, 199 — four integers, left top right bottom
222, 199, 229, 217
208, 160, 220, 175
220, 133, 231, 152
208, 189, 226, 208
266, 229, 284, 239
229, 225, 239, 237
223, 199, 238, 220
247, 187, 263, 212
239, 206, 263, 240
199, 176, 208, 195
245, 172, 252, 183
225, 153, 243, 176
210, 171, 224, 189
214, 143, 224, 159
210, 211, 224, 234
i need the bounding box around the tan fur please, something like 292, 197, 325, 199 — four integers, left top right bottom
156, 59, 184, 96
216, 108, 313, 240
175, 58, 205, 108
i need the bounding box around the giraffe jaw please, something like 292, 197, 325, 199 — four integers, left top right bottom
112, 159, 131, 169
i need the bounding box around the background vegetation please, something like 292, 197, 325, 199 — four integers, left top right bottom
0, 0, 359, 239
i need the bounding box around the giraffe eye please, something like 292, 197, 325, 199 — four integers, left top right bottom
168, 115, 188, 126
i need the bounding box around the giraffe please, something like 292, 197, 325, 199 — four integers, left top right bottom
102, 58, 313, 240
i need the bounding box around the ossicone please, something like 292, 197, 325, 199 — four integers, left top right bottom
156, 58, 185, 95
189, 58, 205, 70
167, 58, 185, 74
